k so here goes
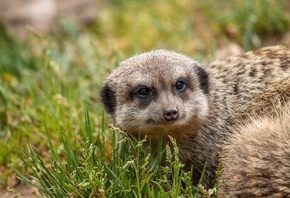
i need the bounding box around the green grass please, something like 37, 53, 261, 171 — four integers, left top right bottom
0, 0, 289, 196
217, 0, 289, 50
13, 113, 208, 197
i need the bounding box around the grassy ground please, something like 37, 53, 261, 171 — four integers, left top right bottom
0, 0, 289, 197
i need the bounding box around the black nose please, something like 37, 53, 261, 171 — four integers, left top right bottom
163, 109, 179, 121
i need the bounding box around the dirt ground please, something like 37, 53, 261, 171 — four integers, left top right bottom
0, 183, 41, 198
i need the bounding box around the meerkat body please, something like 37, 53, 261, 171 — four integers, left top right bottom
220, 103, 290, 197
100, 45, 290, 189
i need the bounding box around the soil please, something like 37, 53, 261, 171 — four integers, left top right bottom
0, 183, 41, 198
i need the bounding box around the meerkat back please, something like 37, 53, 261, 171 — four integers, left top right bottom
220, 103, 290, 197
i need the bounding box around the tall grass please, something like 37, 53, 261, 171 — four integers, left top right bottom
12, 112, 212, 197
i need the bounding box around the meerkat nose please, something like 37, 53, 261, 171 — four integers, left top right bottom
163, 108, 179, 121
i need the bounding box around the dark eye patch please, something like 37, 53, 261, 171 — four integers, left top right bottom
174, 77, 189, 93
131, 85, 155, 108
132, 85, 154, 99
175, 78, 188, 92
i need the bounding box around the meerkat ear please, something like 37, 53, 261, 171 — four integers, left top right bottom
196, 66, 209, 94
100, 82, 117, 115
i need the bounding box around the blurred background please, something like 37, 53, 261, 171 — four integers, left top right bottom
0, 0, 289, 196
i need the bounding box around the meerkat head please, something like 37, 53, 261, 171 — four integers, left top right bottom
100, 50, 210, 139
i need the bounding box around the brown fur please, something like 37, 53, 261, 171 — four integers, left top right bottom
100, 45, 290, 189
243, 77, 290, 117
220, 103, 290, 197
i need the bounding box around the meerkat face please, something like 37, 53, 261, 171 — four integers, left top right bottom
101, 50, 210, 138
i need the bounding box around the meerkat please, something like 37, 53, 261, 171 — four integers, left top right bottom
219, 103, 290, 197
100, 45, 290, 189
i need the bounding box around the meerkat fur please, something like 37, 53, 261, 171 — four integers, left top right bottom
219, 103, 290, 197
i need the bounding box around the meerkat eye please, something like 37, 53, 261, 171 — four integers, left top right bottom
133, 86, 152, 99
138, 88, 150, 96
175, 79, 187, 92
